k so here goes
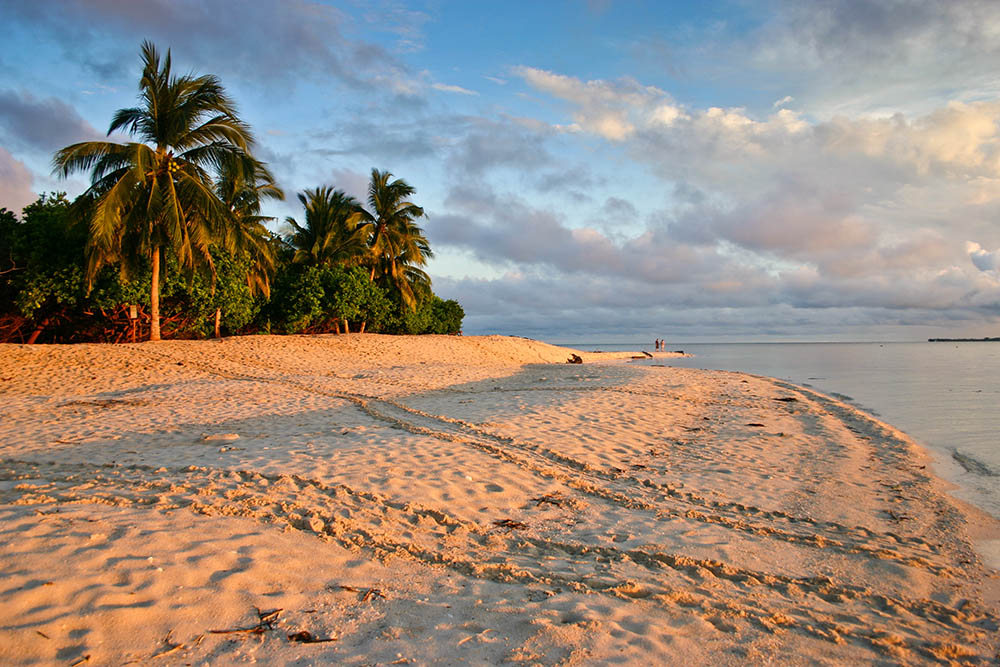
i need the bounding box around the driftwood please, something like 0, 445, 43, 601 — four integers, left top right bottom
493, 518, 528, 531
566, 354, 583, 364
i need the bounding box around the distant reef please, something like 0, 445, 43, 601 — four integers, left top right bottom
928, 337, 1000, 342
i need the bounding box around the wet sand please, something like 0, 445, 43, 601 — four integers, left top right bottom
0, 334, 997, 665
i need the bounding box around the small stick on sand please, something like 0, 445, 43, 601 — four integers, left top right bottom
151, 631, 184, 659
493, 518, 528, 531
210, 608, 283, 635
457, 628, 494, 645
530, 493, 566, 508
335, 584, 385, 601
287, 630, 337, 643
361, 587, 385, 602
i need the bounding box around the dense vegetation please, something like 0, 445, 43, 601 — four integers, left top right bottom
0, 42, 462, 343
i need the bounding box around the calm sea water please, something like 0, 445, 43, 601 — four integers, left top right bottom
554, 341, 1000, 520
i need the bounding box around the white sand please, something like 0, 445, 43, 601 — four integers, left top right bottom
0, 334, 997, 665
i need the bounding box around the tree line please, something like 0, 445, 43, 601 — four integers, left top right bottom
0, 42, 462, 343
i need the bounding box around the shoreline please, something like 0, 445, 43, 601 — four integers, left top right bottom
1, 335, 997, 664
680, 363, 1000, 560
625, 341, 1000, 530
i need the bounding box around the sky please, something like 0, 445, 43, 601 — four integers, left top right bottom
2, 0, 1000, 342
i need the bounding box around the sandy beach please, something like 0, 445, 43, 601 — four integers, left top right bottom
0, 334, 998, 665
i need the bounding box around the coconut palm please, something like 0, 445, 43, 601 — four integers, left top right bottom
355, 169, 433, 308
285, 186, 368, 267
53, 41, 256, 341
213, 156, 284, 337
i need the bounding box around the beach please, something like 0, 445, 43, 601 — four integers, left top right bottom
0, 335, 998, 665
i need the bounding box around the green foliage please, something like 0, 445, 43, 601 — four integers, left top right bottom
321, 266, 390, 330
209, 251, 261, 333
154, 249, 260, 337
430, 297, 464, 334
0, 192, 269, 342
6, 193, 86, 319
265, 264, 392, 334
382, 292, 464, 335
394, 294, 433, 334
0, 191, 465, 341
266, 264, 323, 334
0, 207, 20, 312
15, 265, 85, 319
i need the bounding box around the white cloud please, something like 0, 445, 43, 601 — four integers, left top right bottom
432, 82, 478, 96
968, 241, 1000, 272
519, 69, 1000, 188
513, 66, 672, 141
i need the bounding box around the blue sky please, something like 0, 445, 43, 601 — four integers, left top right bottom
2, 0, 1000, 342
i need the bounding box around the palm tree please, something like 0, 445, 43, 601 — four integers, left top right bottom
285, 186, 368, 267
213, 156, 284, 337
53, 41, 256, 341
356, 169, 433, 308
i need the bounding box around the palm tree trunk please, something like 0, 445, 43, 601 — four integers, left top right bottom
360, 321, 366, 334
214, 307, 222, 338
343, 319, 350, 334
26, 317, 49, 344
150, 246, 161, 342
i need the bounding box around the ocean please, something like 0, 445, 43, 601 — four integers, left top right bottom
553, 341, 1000, 521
